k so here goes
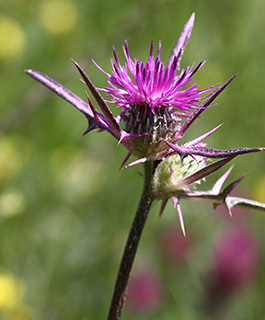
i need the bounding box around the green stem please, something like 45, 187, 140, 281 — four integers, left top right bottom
107, 161, 155, 320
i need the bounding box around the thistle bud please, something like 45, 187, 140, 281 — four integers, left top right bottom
153, 154, 206, 199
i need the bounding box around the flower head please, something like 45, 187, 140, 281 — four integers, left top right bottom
25, 13, 265, 234
126, 270, 164, 313
92, 14, 218, 158
206, 227, 260, 304
93, 17, 218, 157
153, 153, 206, 198
25, 13, 262, 164
98, 41, 209, 115
160, 226, 193, 262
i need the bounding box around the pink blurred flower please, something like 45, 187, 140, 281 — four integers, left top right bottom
208, 227, 260, 298
126, 270, 164, 312
160, 227, 193, 263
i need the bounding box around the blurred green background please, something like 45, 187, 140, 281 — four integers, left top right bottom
0, 0, 265, 319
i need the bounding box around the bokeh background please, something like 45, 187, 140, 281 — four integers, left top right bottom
0, 0, 265, 319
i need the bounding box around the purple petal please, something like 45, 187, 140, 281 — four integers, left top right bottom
165, 141, 263, 159
182, 156, 236, 186
211, 166, 234, 194
176, 74, 237, 141
159, 199, 168, 218
25, 69, 111, 132
119, 152, 131, 170
72, 60, 122, 139
221, 173, 247, 198
184, 146, 264, 158
168, 13, 195, 69
183, 124, 223, 147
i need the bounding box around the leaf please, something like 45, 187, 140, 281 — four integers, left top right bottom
72, 60, 122, 139
182, 156, 236, 186
168, 13, 195, 69
176, 74, 237, 141
25, 69, 111, 133
226, 196, 265, 212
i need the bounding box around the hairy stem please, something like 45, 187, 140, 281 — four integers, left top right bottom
107, 161, 155, 320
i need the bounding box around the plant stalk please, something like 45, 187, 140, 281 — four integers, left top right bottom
107, 161, 155, 320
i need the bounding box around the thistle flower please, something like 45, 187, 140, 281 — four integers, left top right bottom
25, 13, 265, 235
93, 36, 215, 158
211, 228, 260, 291
153, 155, 265, 235
98, 41, 208, 115
126, 270, 165, 313
204, 227, 260, 315
160, 226, 193, 263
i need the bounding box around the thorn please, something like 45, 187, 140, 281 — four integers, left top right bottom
159, 199, 168, 218
172, 196, 186, 236
225, 200, 233, 217
119, 153, 131, 170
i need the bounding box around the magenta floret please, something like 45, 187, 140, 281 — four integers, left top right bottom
98, 41, 213, 116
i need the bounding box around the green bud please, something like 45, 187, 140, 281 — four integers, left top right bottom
153, 154, 206, 199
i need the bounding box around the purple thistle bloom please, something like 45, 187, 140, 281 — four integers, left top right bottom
205, 227, 260, 313
90, 13, 217, 159
126, 269, 165, 312
25, 13, 265, 234
96, 41, 212, 116
25, 13, 262, 164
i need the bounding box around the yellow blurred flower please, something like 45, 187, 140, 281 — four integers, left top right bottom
0, 189, 26, 218
39, 0, 78, 35
0, 274, 24, 311
0, 136, 31, 186
50, 146, 105, 201
0, 274, 33, 320
0, 16, 25, 61
2, 305, 32, 320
